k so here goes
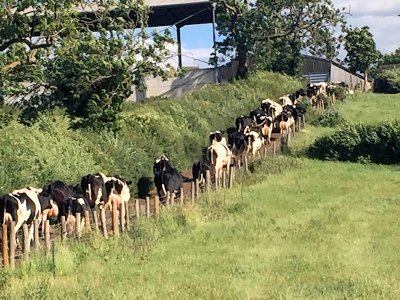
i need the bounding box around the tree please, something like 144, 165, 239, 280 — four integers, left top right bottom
212, 0, 345, 78
342, 26, 379, 89
381, 47, 400, 65
0, 0, 181, 132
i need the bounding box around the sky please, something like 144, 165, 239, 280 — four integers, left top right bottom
146, 0, 400, 69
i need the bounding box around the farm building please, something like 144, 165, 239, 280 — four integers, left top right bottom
302, 55, 371, 88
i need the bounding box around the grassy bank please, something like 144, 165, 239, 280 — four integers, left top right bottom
5, 158, 400, 299
0, 71, 303, 195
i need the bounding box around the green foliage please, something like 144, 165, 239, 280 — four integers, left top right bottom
0, 268, 11, 300
311, 107, 345, 127
342, 26, 379, 74
213, 0, 345, 78
22, 279, 49, 300
317, 93, 331, 107
306, 121, 400, 164
0, 71, 303, 196
374, 68, 400, 94
380, 47, 400, 65
0, 0, 181, 133
332, 86, 347, 100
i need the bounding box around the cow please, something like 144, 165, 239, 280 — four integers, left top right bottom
279, 89, 307, 106
228, 130, 248, 169
261, 99, 283, 120
0, 188, 42, 251
209, 130, 224, 144
192, 159, 215, 191
81, 173, 107, 208
244, 131, 264, 159
276, 111, 294, 137
153, 155, 183, 203
39, 181, 74, 230
207, 138, 233, 179
64, 192, 94, 232
235, 115, 252, 134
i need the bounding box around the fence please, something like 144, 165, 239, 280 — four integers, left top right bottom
0, 116, 306, 270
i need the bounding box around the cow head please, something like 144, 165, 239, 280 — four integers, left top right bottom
154, 155, 172, 176
209, 131, 225, 144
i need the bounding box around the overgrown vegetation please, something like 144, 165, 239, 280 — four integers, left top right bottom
0, 71, 303, 195
311, 107, 345, 127
306, 121, 400, 164
374, 68, 400, 94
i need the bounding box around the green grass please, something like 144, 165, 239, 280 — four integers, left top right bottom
4, 82, 400, 299
337, 92, 400, 125
6, 159, 400, 299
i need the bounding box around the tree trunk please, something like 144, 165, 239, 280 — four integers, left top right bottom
236, 48, 248, 79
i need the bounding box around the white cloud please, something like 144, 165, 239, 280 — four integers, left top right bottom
332, 0, 400, 56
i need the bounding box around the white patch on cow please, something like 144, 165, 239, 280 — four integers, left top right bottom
76, 197, 85, 206
155, 158, 161, 163
94, 188, 102, 206
86, 183, 92, 204
267, 116, 273, 122
161, 184, 167, 195
260, 116, 266, 120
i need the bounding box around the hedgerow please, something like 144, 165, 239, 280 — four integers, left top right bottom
311, 107, 345, 128
306, 121, 400, 164
0, 71, 303, 196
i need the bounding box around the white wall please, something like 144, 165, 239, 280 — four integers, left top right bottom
127, 68, 215, 102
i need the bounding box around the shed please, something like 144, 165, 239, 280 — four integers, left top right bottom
302, 55, 370, 87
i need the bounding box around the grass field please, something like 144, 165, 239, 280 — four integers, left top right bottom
4, 91, 400, 299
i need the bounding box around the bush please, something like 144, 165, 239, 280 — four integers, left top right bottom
374, 69, 400, 94
317, 93, 331, 107
311, 107, 345, 128
0, 71, 304, 196
332, 86, 347, 101
306, 121, 400, 164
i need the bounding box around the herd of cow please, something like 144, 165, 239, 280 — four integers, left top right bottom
0, 80, 346, 254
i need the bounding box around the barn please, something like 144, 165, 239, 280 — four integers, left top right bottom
302, 55, 371, 89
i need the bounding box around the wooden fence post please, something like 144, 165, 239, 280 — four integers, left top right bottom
195, 179, 200, 199
135, 199, 140, 218
22, 224, 30, 259
180, 188, 184, 205
205, 170, 211, 192
154, 196, 160, 216
93, 209, 99, 232
222, 170, 227, 188
84, 211, 91, 231
2, 224, 8, 268
9, 222, 15, 270
100, 207, 108, 238
119, 202, 125, 233
34, 219, 39, 251
45, 220, 51, 254
273, 142, 276, 157
191, 181, 195, 204
75, 213, 81, 240
112, 204, 119, 237
146, 197, 151, 217
61, 216, 67, 241
166, 192, 170, 210
125, 202, 130, 229
228, 167, 235, 189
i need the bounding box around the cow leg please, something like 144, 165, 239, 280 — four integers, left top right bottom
41, 211, 48, 237
27, 223, 35, 251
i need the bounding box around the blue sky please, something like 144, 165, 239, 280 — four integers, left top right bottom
145, 0, 400, 70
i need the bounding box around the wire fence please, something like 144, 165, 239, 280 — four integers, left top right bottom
0, 116, 307, 271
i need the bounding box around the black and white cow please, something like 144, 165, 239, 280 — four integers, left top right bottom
209, 130, 225, 145
0, 188, 42, 250
153, 155, 183, 202
192, 159, 215, 191
228, 130, 248, 168
81, 174, 107, 208
235, 115, 252, 134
